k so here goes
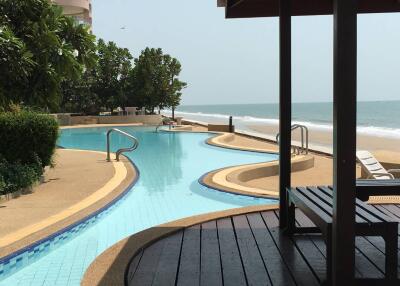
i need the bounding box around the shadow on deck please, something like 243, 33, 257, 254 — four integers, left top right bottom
126, 205, 400, 286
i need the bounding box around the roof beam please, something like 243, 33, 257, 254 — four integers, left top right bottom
221, 0, 400, 18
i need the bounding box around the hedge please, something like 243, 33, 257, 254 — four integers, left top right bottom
0, 156, 42, 195
0, 111, 59, 167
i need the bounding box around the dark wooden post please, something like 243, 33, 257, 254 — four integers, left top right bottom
332, 0, 357, 283
278, 0, 292, 229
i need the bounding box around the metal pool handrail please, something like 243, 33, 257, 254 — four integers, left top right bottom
276, 124, 309, 155
155, 122, 164, 132
106, 128, 139, 161
155, 122, 173, 132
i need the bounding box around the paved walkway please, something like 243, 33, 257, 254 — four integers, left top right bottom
0, 149, 135, 258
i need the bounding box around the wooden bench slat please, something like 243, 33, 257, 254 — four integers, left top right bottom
320, 186, 395, 223
296, 186, 366, 224
296, 187, 334, 218
288, 187, 332, 225
314, 186, 381, 224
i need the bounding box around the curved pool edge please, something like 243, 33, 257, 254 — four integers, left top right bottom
198, 166, 280, 200
206, 132, 278, 154
167, 129, 280, 199
0, 151, 140, 280
161, 126, 279, 154
81, 204, 279, 286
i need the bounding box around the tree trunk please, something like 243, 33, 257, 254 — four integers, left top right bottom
172, 107, 175, 120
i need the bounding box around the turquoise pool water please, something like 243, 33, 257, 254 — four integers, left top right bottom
0, 127, 278, 286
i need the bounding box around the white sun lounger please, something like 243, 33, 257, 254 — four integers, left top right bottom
356, 150, 400, 180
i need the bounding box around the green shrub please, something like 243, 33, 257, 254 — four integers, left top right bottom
0, 111, 59, 167
0, 157, 42, 195
0, 174, 5, 195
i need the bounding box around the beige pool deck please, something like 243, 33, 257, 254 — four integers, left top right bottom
0, 148, 136, 258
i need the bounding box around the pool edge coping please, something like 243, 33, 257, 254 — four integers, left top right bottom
0, 150, 139, 276
82, 204, 279, 286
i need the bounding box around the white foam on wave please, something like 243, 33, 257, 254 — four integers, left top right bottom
165, 110, 231, 119
163, 110, 400, 139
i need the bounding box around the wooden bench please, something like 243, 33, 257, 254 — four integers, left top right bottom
356, 179, 400, 201
286, 185, 398, 284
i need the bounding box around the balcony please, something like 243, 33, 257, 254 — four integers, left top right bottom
52, 0, 92, 25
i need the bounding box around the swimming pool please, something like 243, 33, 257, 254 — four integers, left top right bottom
0, 126, 278, 286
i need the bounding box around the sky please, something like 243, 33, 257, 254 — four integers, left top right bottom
92, 0, 400, 105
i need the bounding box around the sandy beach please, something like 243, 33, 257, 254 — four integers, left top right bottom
247, 124, 400, 153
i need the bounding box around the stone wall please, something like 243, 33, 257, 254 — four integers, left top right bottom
53, 114, 163, 126
208, 124, 235, 132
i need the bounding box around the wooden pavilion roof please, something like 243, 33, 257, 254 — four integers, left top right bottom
217, 0, 400, 18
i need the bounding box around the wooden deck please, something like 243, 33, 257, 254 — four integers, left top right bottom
126, 204, 400, 286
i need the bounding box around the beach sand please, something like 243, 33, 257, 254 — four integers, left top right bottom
248, 124, 400, 152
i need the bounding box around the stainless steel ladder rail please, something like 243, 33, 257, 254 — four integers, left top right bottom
276, 124, 309, 155
155, 122, 166, 132
155, 122, 173, 132
106, 128, 139, 161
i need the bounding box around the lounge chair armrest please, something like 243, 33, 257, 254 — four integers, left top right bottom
388, 169, 400, 177
367, 172, 395, 179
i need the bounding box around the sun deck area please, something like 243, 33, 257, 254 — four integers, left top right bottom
126, 204, 400, 286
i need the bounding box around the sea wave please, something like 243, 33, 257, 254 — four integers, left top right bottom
163, 110, 400, 139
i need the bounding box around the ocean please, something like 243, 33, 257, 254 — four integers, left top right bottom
163, 101, 400, 139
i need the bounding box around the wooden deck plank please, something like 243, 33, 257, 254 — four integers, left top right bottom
247, 212, 297, 286
177, 225, 201, 286
128, 206, 399, 286
275, 210, 326, 282
200, 221, 223, 286
232, 215, 272, 286
294, 210, 329, 262
261, 211, 320, 286
152, 231, 184, 286
217, 218, 247, 286
129, 238, 167, 286
126, 249, 144, 285
355, 237, 385, 279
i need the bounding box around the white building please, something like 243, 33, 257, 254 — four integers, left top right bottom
52, 0, 92, 27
